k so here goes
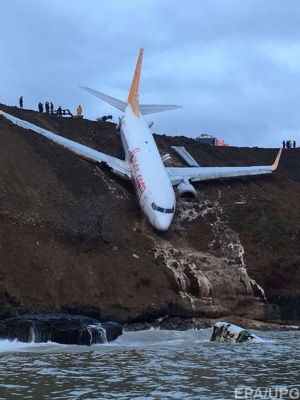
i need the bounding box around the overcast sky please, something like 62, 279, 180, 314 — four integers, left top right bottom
1, 0, 300, 148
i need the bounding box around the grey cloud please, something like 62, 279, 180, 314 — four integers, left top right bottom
1, 0, 300, 147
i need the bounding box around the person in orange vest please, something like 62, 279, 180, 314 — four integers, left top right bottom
77, 105, 83, 118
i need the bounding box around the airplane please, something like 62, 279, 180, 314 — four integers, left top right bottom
0, 48, 282, 231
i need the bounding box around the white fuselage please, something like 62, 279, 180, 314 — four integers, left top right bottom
120, 105, 175, 231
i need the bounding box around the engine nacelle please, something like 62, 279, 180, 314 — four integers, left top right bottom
177, 180, 197, 200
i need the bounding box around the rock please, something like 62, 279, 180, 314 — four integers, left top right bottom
101, 321, 124, 342
0, 313, 122, 345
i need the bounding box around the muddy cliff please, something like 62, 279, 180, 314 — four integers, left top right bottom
1, 104, 300, 326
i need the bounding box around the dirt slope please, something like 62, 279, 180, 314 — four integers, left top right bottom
1, 104, 300, 325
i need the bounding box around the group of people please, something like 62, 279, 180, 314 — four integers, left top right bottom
38, 101, 54, 114
19, 97, 82, 118
283, 139, 296, 149
20, 97, 55, 114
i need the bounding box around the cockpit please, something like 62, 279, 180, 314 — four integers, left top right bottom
151, 202, 174, 214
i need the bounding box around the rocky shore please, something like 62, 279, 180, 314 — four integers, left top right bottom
0, 313, 122, 345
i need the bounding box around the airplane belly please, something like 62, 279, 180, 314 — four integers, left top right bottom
129, 148, 174, 202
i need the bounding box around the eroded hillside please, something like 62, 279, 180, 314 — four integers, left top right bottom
1, 104, 300, 325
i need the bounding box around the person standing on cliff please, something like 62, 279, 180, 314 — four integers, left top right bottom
19, 96, 23, 109
77, 105, 82, 118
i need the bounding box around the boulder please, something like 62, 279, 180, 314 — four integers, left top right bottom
0, 313, 122, 345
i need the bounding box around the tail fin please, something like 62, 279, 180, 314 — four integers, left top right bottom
127, 48, 144, 118
81, 48, 182, 115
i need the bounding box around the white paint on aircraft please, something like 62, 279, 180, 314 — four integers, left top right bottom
0, 49, 282, 231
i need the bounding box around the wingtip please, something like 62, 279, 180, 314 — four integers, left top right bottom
270, 147, 283, 171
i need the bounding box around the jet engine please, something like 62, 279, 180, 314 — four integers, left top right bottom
177, 180, 197, 200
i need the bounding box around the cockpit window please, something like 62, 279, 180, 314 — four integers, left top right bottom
151, 202, 174, 214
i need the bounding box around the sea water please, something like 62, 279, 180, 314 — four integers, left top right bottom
0, 328, 299, 399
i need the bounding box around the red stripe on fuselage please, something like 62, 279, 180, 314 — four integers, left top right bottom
129, 148, 147, 199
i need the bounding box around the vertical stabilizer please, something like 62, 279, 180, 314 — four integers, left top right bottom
127, 48, 144, 118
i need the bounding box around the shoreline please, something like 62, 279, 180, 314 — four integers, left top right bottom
124, 316, 300, 331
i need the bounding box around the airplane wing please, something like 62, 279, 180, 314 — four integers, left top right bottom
0, 110, 130, 179
167, 148, 282, 185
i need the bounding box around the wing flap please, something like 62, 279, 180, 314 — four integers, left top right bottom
1, 111, 130, 179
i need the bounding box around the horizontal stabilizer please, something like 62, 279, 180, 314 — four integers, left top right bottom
80, 86, 181, 115
139, 104, 182, 115
80, 86, 128, 112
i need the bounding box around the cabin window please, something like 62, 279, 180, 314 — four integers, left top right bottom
151, 202, 174, 214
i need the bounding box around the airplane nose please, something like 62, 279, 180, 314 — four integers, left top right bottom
153, 215, 172, 231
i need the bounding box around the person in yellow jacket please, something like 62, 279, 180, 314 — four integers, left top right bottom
77, 105, 82, 118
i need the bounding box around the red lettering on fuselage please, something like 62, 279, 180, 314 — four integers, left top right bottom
129, 148, 147, 198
